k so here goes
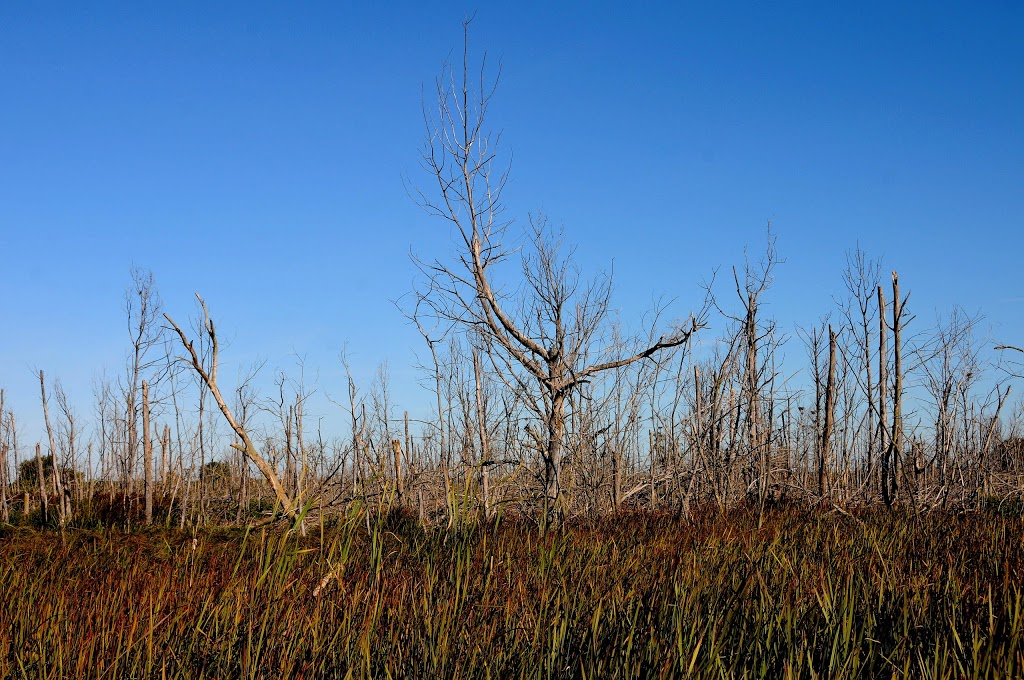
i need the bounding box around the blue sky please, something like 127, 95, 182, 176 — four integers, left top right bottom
1, 2, 1022, 439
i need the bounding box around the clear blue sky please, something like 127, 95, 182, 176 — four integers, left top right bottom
1, 2, 1022, 439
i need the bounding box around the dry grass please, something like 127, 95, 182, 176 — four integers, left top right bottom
1, 505, 1022, 678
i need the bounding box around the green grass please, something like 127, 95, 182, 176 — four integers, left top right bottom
1, 506, 1022, 678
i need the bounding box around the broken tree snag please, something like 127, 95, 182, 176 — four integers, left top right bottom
164, 295, 296, 518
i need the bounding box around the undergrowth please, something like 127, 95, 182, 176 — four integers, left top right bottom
1, 506, 1022, 678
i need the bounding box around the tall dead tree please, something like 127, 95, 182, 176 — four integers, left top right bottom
880, 272, 909, 506
143, 380, 153, 524
413, 20, 705, 516
39, 371, 69, 524
839, 248, 881, 492
35, 443, 48, 524
165, 295, 296, 519
52, 382, 80, 509
122, 267, 163, 498
878, 284, 891, 505
0, 390, 7, 523
408, 298, 453, 522
472, 345, 492, 518
711, 233, 780, 504
391, 438, 405, 504
819, 326, 838, 500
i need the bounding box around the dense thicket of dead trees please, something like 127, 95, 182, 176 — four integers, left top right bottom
0, 253, 1021, 530
0, 26, 1021, 529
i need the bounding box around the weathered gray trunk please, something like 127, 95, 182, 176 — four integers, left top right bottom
888, 273, 904, 506
545, 391, 566, 517
819, 327, 838, 500
40, 371, 68, 524
35, 443, 48, 524
143, 381, 153, 524
878, 285, 891, 506
0, 389, 7, 523
473, 348, 491, 519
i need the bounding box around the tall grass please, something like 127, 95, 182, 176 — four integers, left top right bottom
1, 506, 1022, 678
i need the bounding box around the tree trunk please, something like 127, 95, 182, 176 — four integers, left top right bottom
143, 380, 153, 524
887, 272, 904, 506
296, 397, 306, 501
0, 389, 7, 523
545, 391, 566, 518
819, 326, 838, 500
392, 439, 405, 505
161, 424, 170, 486
35, 443, 48, 524
473, 348, 491, 519
745, 303, 764, 502
611, 444, 622, 512
878, 285, 893, 507
166, 307, 297, 518
39, 371, 68, 524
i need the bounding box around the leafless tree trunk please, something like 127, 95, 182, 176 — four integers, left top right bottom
143, 380, 153, 524
878, 284, 894, 506
10, 414, 21, 516
165, 295, 296, 519
296, 393, 306, 502
0, 389, 8, 523
881, 272, 909, 507
35, 443, 48, 524
392, 438, 405, 504
39, 371, 69, 524
712, 234, 779, 505
342, 354, 365, 495
472, 346, 491, 519
819, 326, 838, 500
161, 424, 170, 485
122, 267, 163, 500
410, 306, 453, 524
53, 381, 79, 513
840, 248, 881, 497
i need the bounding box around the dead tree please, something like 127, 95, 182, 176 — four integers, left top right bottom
413, 20, 705, 516
0, 389, 7, 523
880, 272, 910, 507
34, 443, 48, 524
472, 345, 491, 518
838, 247, 881, 494
121, 267, 163, 498
709, 232, 780, 504
51, 383, 80, 507
392, 438, 405, 504
143, 380, 153, 524
877, 284, 891, 505
819, 326, 838, 500
408, 297, 454, 525
165, 295, 296, 519
39, 371, 69, 524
